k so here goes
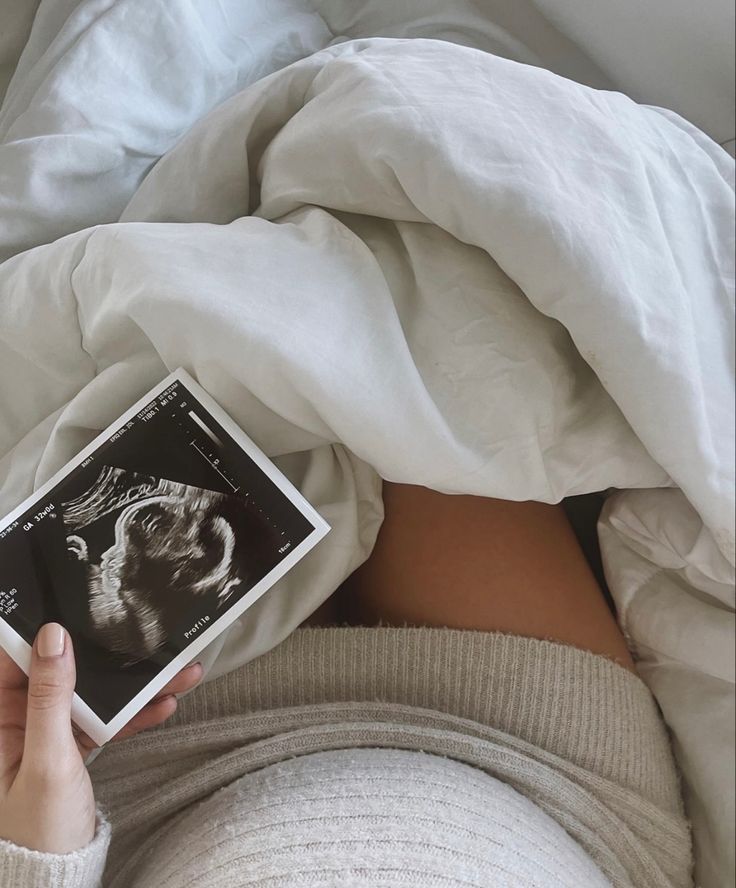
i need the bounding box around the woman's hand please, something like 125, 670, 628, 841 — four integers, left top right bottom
0, 623, 202, 854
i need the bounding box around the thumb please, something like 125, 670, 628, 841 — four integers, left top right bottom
23, 623, 78, 771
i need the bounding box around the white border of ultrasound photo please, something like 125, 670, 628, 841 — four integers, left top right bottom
0, 368, 330, 746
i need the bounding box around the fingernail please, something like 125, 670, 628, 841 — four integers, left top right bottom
37, 623, 66, 658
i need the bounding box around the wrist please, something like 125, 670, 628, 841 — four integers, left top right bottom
0, 811, 110, 888
0, 768, 96, 854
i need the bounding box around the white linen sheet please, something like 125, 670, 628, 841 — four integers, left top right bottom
0, 3, 734, 886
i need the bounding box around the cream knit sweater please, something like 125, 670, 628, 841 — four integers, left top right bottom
0, 627, 693, 887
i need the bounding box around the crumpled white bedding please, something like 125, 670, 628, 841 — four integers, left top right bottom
0, 2, 734, 886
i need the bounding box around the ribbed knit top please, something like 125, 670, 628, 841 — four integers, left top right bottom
0, 627, 692, 887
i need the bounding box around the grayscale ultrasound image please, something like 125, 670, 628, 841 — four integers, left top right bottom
0, 379, 316, 723
63, 466, 277, 666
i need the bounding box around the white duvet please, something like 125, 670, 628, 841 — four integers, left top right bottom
0, 2, 734, 886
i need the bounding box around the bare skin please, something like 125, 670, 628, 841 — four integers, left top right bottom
0, 627, 202, 854
325, 482, 635, 672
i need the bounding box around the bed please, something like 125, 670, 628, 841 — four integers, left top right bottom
0, 2, 734, 886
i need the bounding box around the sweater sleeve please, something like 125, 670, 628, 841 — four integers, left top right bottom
0, 812, 111, 888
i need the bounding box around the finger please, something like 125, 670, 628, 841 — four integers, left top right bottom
73, 665, 201, 755
75, 697, 179, 751
0, 687, 28, 728
22, 623, 77, 772
153, 663, 203, 699
112, 695, 178, 741
0, 648, 27, 690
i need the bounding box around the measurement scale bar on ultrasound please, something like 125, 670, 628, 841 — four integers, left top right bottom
188, 411, 240, 493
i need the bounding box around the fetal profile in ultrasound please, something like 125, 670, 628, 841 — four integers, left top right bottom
62, 465, 281, 666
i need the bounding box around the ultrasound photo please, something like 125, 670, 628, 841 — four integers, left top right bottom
0, 370, 329, 743
63, 466, 284, 666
